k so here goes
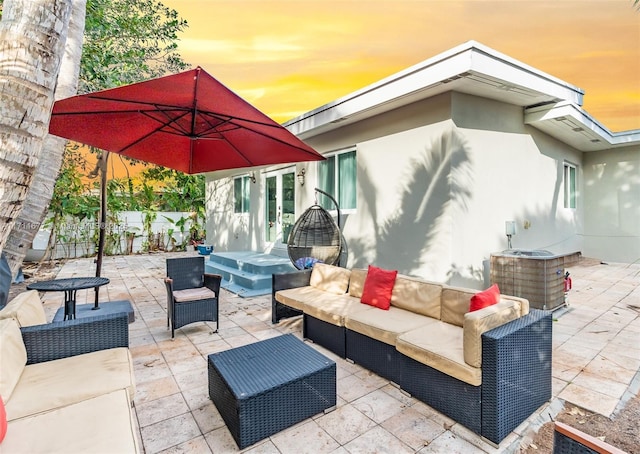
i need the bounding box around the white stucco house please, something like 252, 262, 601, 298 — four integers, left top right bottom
205, 41, 640, 289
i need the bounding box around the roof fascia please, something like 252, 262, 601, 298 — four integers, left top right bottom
285, 40, 584, 138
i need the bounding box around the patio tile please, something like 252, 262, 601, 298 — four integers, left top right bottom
136, 393, 190, 427
157, 435, 212, 454
270, 419, 341, 454
338, 371, 385, 403
203, 426, 238, 452
418, 430, 483, 453
558, 383, 619, 417
315, 404, 378, 445
570, 372, 628, 399
583, 354, 638, 384
343, 426, 413, 453
140, 412, 201, 453
135, 375, 181, 404
182, 386, 212, 412
381, 407, 446, 451
243, 440, 281, 453
134, 360, 173, 383
191, 401, 226, 434
352, 388, 407, 424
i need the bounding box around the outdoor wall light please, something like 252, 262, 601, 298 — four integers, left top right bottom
249, 172, 256, 184
297, 168, 306, 186
505, 221, 516, 249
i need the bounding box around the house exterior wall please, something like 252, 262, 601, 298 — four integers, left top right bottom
206, 176, 264, 253
582, 145, 640, 263
206, 90, 635, 289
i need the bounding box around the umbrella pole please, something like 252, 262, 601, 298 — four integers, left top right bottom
94, 151, 109, 309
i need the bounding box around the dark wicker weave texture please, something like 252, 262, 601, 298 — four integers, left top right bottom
303, 314, 346, 358
271, 270, 311, 323
20, 312, 129, 365
287, 205, 342, 269
553, 431, 600, 454
208, 334, 336, 449
346, 329, 405, 385
481, 310, 552, 444
166, 257, 221, 338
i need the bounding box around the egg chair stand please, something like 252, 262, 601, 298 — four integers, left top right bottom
287, 188, 342, 270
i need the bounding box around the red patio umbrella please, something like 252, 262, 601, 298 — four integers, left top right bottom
48, 67, 324, 297
48, 66, 324, 174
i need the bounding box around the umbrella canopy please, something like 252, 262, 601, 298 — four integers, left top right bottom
49, 67, 324, 174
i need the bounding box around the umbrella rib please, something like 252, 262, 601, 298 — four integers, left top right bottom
195, 112, 319, 157
218, 116, 320, 157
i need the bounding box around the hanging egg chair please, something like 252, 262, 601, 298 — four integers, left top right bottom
288, 189, 342, 270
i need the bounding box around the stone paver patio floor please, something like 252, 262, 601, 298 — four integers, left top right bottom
37, 252, 640, 453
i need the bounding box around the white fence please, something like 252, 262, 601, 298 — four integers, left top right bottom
27, 211, 203, 261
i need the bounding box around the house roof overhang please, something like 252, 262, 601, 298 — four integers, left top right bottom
284, 40, 639, 152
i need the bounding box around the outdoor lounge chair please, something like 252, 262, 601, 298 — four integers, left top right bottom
165, 256, 222, 338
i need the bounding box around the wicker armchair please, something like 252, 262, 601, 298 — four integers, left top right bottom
165, 256, 222, 338
287, 204, 342, 269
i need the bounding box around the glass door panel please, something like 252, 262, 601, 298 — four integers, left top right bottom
265, 175, 277, 243
264, 169, 296, 247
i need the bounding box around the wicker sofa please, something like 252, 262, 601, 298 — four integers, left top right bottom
272, 263, 552, 445
0, 290, 139, 453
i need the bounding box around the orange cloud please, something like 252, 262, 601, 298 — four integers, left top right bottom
162, 0, 638, 131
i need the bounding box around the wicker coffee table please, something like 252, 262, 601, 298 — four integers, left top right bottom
207, 334, 336, 449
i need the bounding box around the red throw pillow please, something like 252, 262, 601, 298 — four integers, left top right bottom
469, 284, 501, 312
0, 395, 7, 444
361, 265, 398, 310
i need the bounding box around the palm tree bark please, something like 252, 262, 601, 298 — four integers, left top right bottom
3, 0, 86, 276
0, 0, 72, 255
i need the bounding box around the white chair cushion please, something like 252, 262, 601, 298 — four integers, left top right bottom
172, 287, 216, 302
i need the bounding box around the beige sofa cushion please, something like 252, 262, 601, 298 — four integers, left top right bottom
5, 347, 136, 421
397, 320, 482, 386
441, 286, 530, 328
0, 290, 47, 327
4, 389, 139, 453
345, 306, 432, 346
501, 295, 530, 316
390, 275, 442, 319
347, 268, 367, 298
303, 294, 374, 326
440, 286, 476, 327
463, 300, 523, 368
275, 286, 321, 311
310, 263, 351, 295
0, 319, 27, 401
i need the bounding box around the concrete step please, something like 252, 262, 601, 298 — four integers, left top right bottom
205, 251, 296, 298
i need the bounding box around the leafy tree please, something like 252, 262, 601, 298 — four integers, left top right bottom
80, 0, 188, 93
43, 0, 190, 260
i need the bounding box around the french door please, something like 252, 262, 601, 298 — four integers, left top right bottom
265, 169, 296, 249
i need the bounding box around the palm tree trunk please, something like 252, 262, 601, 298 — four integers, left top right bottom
3, 0, 85, 276
0, 0, 72, 255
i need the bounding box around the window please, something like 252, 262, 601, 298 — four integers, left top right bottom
234, 176, 251, 213
317, 149, 356, 211
563, 162, 577, 209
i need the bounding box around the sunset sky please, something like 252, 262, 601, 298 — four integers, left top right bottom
160, 0, 640, 132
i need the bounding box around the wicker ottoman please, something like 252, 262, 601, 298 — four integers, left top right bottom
207, 334, 336, 449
